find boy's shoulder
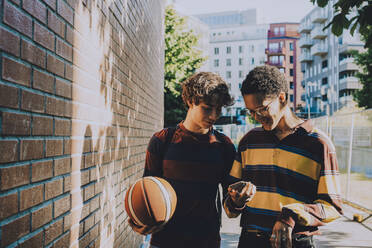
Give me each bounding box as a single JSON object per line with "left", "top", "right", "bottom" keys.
{"left": 213, "top": 129, "right": 234, "bottom": 146}
{"left": 238, "top": 127, "right": 265, "bottom": 148}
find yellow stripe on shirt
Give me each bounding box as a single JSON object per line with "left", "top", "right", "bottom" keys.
{"left": 318, "top": 174, "right": 341, "bottom": 195}
{"left": 241, "top": 148, "right": 321, "bottom": 180}
{"left": 246, "top": 191, "right": 303, "bottom": 212}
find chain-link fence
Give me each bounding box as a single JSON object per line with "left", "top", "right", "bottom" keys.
{"left": 312, "top": 109, "right": 372, "bottom": 211}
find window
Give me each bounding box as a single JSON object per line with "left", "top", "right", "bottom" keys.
{"left": 239, "top": 83, "right": 242, "bottom": 89}
{"left": 251, "top": 45, "right": 255, "bottom": 52}
{"left": 280, "top": 68, "right": 285, "bottom": 74}
{"left": 322, "top": 60, "right": 328, "bottom": 69}
{"left": 226, "top": 46, "right": 231, "bottom": 54}
{"left": 226, "top": 59, "right": 231, "bottom": 66}
{"left": 226, "top": 71, "right": 231, "bottom": 78}
{"left": 289, "top": 42, "right": 293, "bottom": 51}
{"left": 239, "top": 46, "right": 243, "bottom": 53}
{"left": 239, "top": 71, "right": 243, "bottom": 78}
{"left": 239, "top": 58, "right": 243, "bottom": 65}
{"left": 274, "top": 27, "right": 279, "bottom": 35}
{"left": 280, "top": 27, "right": 285, "bottom": 35}
{"left": 214, "top": 47, "right": 219, "bottom": 55}
{"left": 290, "top": 82, "right": 294, "bottom": 89}
{"left": 251, "top": 58, "right": 255, "bottom": 65}
{"left": 214, "top": 59, "right": 219, "bottom": 67}
{"left": 290, "top": 69, "right": 294, "bottom": 76}
{"left": 322, "top": 77, "right": 328, "bottom": 85}
{"left": 290, "top": 94, "right": 294, "bottom": 102}
{"left": 290, "top": 56, "right": 294, "bottom": 64}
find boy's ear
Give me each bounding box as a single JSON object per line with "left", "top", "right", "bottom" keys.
{"left": 186, "top": 100, "right": 193, "bottom": 108}
{"left": 278, "top": 92, "right": 287, "bottom": 104}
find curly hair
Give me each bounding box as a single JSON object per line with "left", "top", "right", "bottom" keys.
{"left": 240, "top": 65, "right": 288, "bottom": 99}
{"left": 181, "top": 72, "right": 234, "bottom": 107}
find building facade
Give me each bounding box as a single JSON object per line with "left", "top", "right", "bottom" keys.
{"left": 266, "top": 23, "right": 304, "bottom": 111}
{"left": 299, "top": 3, "right": 364, "bottom": 116}
{"left": 196, "top": 10, "right": 269, "bottom": 121}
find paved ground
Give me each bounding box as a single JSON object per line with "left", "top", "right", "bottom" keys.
{"left": 221, "top": 204, "right": 372, "bottom": 248}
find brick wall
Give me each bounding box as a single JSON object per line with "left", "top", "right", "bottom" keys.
{"left": 0, "top": 0, "right": 165, "bottom": 247}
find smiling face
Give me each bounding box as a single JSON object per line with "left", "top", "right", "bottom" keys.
{"left": 243, "top": 93, "right": 286, "bottom": 131}
{"left": 187, "top": 101, "right": 222, "bottom": 130}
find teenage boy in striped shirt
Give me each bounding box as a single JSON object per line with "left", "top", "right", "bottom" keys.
{"left": 225, "top": 65, "right": 343, "bottom": 248}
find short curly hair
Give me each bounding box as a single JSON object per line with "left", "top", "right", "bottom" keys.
{"left": 241, "top": 65, "right": 288, "bottom": 99}
{"left": 181, "top": 72, "right": 234, "bottom": 107}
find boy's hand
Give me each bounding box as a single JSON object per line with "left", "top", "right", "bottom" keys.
{"left": 270, "top": 221, "right": 293, "bottom": 248}
{"left": 128, "top": 218, "right": 164, "bottom": 235}
{"left": 228, "top": 181, "right": 256, "bottom": 208}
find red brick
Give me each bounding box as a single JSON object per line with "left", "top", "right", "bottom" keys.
{"left": 32, "top": 115, "right": 53, "bottom": 135}
{"left": 47, "top": 54, "right": 65, "bottom": 77}
{"left": 42, "top": 0, "right": 56, "bottom": 10}
{"left": 20, "top": 184, "right": 43, "bottom": 210}
{"left": 33, "top": 69, "right": 55, "bottom": 94}
{"left": 31, "top": 204, "right": 52, "bottom": 230}
{"left": 48, "top": 10, "right": 65, "bottom": 38}
{"left": 46, "top": 96, "right": 65, "bottom": 116}
{"left": 21, "top": 39, "right": 46, "bottom": 68}
{"left": 65, "top": 62, "right": 73, "bottom": 81}
{"left": 1, "top": 214, "right": 30, "bottom": 247}
{"left": 45, "top": 178, "right": 63, "bottom": 200}
{"left": 56, "top": 38, "right": 72, "bottom": 62}
{"left": 64, "top": 100, "right": 72, "bottom": 117}
{"left": 54, "top": 157, "right": 71, "bottom": 175}
{"left": 52, "top": 232, "right": 70, "bottom": 248}
{"left": 21, "top": 90, "right": 45, "bottom": 113}
{"left": 9, "top": 0, "right": 20, "bottom": 5}
{"left": 0, "top": 140, "right": 19, "bottom": 163}
{"left": 65, "top": 24, "right": 73, "bottom": 44}
{"left": 31, "top": 160, "right": 53, "bottom": 182}
{"left": 64, "top": 175, "right": 71, "bottom": 192}
{"left": 3, "top": 1, "right": 32, "bottom": 38}
{"left": 18, "top": 231, "right": 43, "bottom": 248}
{"left": 44, "top": 219, "right": 63, "bottom": 245}
{"left": 46, "top": 139, "right": 63, "bottom": 157}
{"left": 20, "top": 139, "right": 43, "bottom": 160}
{"left": 0, "top": 193, "right": 18, "bottom": 221}
{"left": 81, "top": 170, "right": 89, "bottom": 186}
{"left": 0, "top": 27, "right": 20, "bottom": 56}
{"left": 2, "top": 111, "right": 31, "bottom": 136}
{"left": 2, "top": 57, "right": 31, "bottom": 86}
{"left": 63, "top": 213, "right": 71, "bottom": 231}
{"left": 55, "top": 78, "right": 72, "bottom": 98}
{"left": 34, "top": 22, "right": 55, "bottom": 51}
{"left": 64, "top": 138, "right": 71, "bottom": 155}
{"left": 57, "top": 0, "right": 73, "bottom": 25}
{"left": 23, "top": 0, "right": 47, "bottom": 23}
{"left": 55, "top": 118, "right": 71, "bottom": 136}
{"left": 54, "top": 194, "right": 70, "bottom": 217}
{"left": 0, "top": 164, "right": 29, "bottom": 190}
{"left": 0, "top": 83, "right": 19, "bottom": 109}
{"left": 83, "top": 183, "right": 95, "bottom": 201}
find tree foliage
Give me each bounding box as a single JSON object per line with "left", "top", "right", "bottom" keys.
{"left": 311, "top": 0, "right": 372, "bottom": 108}
{"left": 164, "top": 5, "right": 206, "bottom": 127}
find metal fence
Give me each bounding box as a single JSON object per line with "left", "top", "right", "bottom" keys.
{"left": 312, "top": 109, "right": 372, "bottom": 211}
{"left": 218, "top": 109, "right": 372, "bottom": 211}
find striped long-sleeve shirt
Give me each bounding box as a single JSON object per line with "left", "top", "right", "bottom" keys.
{"left": 224, "top": 120, "right": 343, "bottom": 234}
{"left": 145, "top": 122, "right": 236, "bottom": 248}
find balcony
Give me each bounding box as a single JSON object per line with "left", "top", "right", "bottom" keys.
{"left": 300, "top": 52, "right": 313, "bottom": 63}
{"left": 339, "top": 77, "right": 362, "bottom": 91}
{"left": 339, "top": 58, "right": 359, "bottom": 71}
{"left": 301, "top": 93, "right": 306, "bottom": 102}
{"left": 265, "top": 60, "right": 286, "bottom": 68}
{"left": 312, "top": 8, "right": 328, "bottom": 23}
{"left": 311, "top": 26, "right": 327, "bottom": 39}
{"left": 321, "top": 85, "right": 328, "bottom": 95}
{"left": 299, "top": 37, "right": 313, "bottom": 48}
{"left": 311, "top": 43, "right": 328, "bottom": 56}
{"left": 299, "top": 22, "right": 312, "bottom": 33}
{"left": 265, "top": 47, "right": 286, "bottom": 55}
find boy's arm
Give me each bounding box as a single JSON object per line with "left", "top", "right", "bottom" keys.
{"left": 278, "top": 141, "right": 343, "bottom": 230}
{"left": 143, "top": 132, "right": 166, "bottom": 177}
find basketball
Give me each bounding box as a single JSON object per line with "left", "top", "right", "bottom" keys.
{"left": 125, "top": 176, "right": 177, "bottom": 227}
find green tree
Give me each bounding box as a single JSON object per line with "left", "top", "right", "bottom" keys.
{"left": 164, "top": 5, "right": 206, "bottom": 127}
{"left": 311, "top": 0, "right": 372, "bottom": 108}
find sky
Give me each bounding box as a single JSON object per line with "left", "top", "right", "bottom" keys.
{"left": 172, "top": 0, "right": 316, "bottom": 24}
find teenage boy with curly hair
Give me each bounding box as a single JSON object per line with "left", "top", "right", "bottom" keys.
{"left": 129, "top": 72, "right": 256, "bottom": 248}
{"left": 224, "top": 65, "right": 343, "bottom": 248}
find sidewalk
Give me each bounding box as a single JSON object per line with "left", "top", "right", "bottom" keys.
{"left": 220, "top": 204, "right": 372, "bottom": 248}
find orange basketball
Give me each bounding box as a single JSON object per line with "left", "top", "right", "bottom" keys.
{"left": 125, "top": 176, "right": 177, "bottom": 226}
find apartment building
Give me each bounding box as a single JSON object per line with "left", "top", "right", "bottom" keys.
{"left": 265, "top": 23, "right": 304, "bottom": 111}
{"left": 299, "top": 3, "right": 364, "bottom": 116}
{"left": 196, "top": 10, "right": 269, "bottom": 119}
